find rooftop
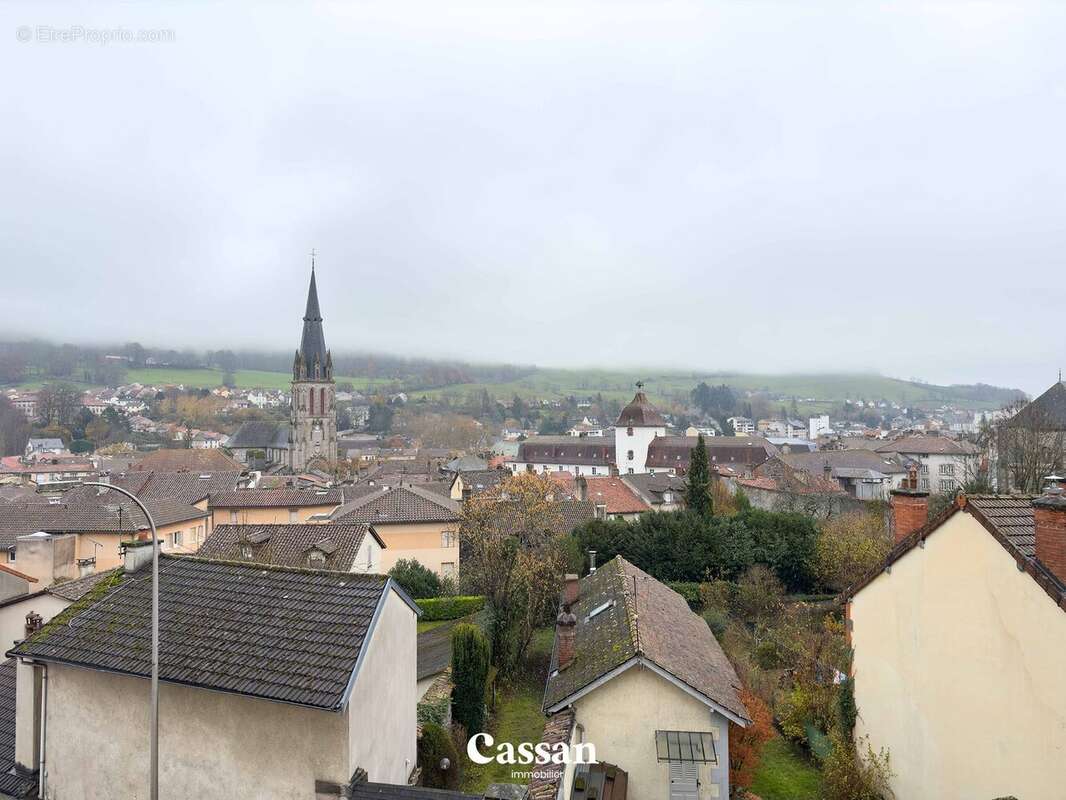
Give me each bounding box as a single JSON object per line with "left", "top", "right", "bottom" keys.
{"left": 10, "top": 555, "right": 411, "bottom": 711}
{"left": 332, "top": 485, "right": 461, "bottom": 525}
{"left": 207, "top": 487, "right": 343, "bottom": 509}
{"left": 198, "top": 523, "right": 383, "bottom": 571}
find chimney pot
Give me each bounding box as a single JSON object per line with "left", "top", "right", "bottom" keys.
{"left": 1034, "top": 488, "right": 1066, "bottom": 585}
{"left": 564, "top": 573, "right": 579, "bottom": 606}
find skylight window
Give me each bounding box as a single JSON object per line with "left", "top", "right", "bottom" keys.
{"left": 586, "top": 599, "right": 615, "bottom": 621}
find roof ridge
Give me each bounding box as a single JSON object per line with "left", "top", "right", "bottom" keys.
{"left": 615, "top": 557, "right": 642, "bottom": 655}
{"left": 162, "top": 552, "right": 387, "bottom": 580}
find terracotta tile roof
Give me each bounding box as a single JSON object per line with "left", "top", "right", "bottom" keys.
{"left": 207, "top": 488, "right": 342, "bottom": 509}
{"left": 526, "top": 707, "right": 575, "bottom": 800}
{"left": 198, "top": 523, "right": 382, "bottom": 571}
{"left": 580, "top": 477, "right": 650, "bottom": 514}
{"left": 543, "top": 557, "right": 748, "bottom": 723}
{"left": 332, "top": 486, "right": 460, "bottom": 525}
{"left": 130, "top": 448, "right": 243, "bottom": 472}
{"left": 10, "top": 555, "right": 406, "bottom": 710}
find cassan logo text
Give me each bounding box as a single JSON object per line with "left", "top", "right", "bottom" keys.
{"left": 466, "top": 733, "right": 597, "bottom": 766}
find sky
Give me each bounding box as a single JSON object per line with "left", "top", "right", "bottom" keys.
{"left": 2, "top": 1, "right": 1065, "bottom": 395}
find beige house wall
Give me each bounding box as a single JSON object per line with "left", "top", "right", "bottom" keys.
{"left": 40, "top": 663, "right": 350, "bottom": 800}
{"left": 375, "top": 522, "right": 459, "bottom": 576}
{"left": 0, "top": 592, "right": 68, "bottom": 653}
{"left": 210, "top": 503, "right": 337, "bottom": 529}
{"left": 345, "top": 589, "right": 418, "bottom": 783}
{"left": 563, "top": 664, "right": 730, "bottom": 800}
{"left": 851, "top": 511, "right": 1066, "bottom": 800}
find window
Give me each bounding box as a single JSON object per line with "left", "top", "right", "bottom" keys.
{"left": 627, "top": 427, "right": 634, "bottom": 436}
{"left": 230, "top": 511, "right": 239, "bottom": 524}
{"left": 627, "top": 468, "right": 634, "bottom": 474}
{"left": 240, "top": 544, "right": 253, "bottom": 560}
{"left": 940, "top": 478, "right": 957, "bottom": 492}
{"left": 655, "top": 730, "right": 718, "bottom": 765}
{"left": 591, "top": 467, "right": 597, "bottom": 475}
{"left": 939, "top": 463, "right": 955, "bottom": 476}
{"left": 6, "top": 547, "right": 15, "bottom": 563}
{"left": 442, "top": 530, "right": 456, "bottom": 548}
{"left": 441, "top": 561, "right": 456, "bottom": 578}
{"left": 919, "top": 477, "right": 930, "bottom": 491}
{"left": 172, "top": 531, "right": 183, "bottom": 548}
{"left": 587, "top": 599, "right": 614, "bottom": 619}
{"left": 627, "top": 450, "right": 634, "bottom": 460}
{"left": 288, "top": 508, "right": 298, "bottom": 523}
{"left": 308, "top": 550, "right": 326, "bottom": 568}
{"left": 919, "top": 464, "right": 929, "bottom": 475}
{"left": 663, "top": 492, "right": 673, "bottom": 503}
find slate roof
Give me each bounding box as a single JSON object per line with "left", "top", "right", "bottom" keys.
{"left": 514, "top": 438, "right": 616, "bottom": 467}
{"left": 208, "top": 488, "right": 342, "bottom": 508}
{"left": 227, "top": 421, "right": 289, "bottom": 450}
{"left": 543, "top": 556, "right": 748, "bottom": 723}
{"left": 621, "top": 473, "right": 687, "bottom": 506}
{"left": 10, "top": 556, "right": 407, "bottom": 710}
{"left": 616, "top": 390, "right": 667, "bottom": 428}
{"left": 1006, "top": 381, "right": 1066, "bottom": 430}
{"left": 332, "top": 486, "right": 460, "bottom": 525}
{"left": 0, "top": 659, "right": 36, "bottom": 798}
{"left": 130, "top": 449, "right": 243, "bottom": 472}
{"left": 645, "top": 436, "right": 778, "bottom": 470}
{"left": 297, "top": 268, "right": 329, "bottom": 377}
{"left": 198, "top": 524, "right": 383, "bottom": 571}
{"left": 452, "top": 469, "right": 511, "bottom": 497}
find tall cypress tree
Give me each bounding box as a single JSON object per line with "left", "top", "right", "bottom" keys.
{"left": 686, "top": 433, "right": 713, "bottom": 517}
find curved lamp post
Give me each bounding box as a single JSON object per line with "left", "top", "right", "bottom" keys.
{"left": 79, "top": 481, "right": 158, "bottom": 800}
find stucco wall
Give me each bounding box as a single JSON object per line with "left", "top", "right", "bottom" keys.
{"left": 375, "top": 522, "right": 459, "bottom": 576}
{"left": 0, "top": 592, "right": 68, "bottom": 653}
{"left": 566, "top": 664, "right": 730, "bottom": 799}
{"left": 345, "top": 589, "right": 418, "bottom": 783}
{"left": 851, "top": 511, "right": 1066, "bottom": 800}
{"left": 42, "top": 663, "right": 349, "bottom": 799}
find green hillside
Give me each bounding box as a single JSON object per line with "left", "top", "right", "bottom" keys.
{"left": 14, "top": 365, "right": 1015, "bottom": 411}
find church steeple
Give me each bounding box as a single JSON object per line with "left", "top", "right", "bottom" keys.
{"left": 294, "top": 259, "right": 331, "bottom": 381}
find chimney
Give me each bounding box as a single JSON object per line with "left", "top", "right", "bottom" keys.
{"left": 122, "top": 539, "right": 159, "bottom": 573}
{"left": 564, "top": 573, "right": 579, "bottom": 606}
{"left": 588, "top": 550, "right": 597, "bottom": 573}
{"left": 555, "top": 605, "right": 578, "bottom": 670}
{"left": 576, "top": 476, "right": 587, "bottom": 502}
{"left": 890, "top": 466, "right": 929, "bottom": 544}
{"left": 1034, "top": 486, "right": 1066, "bottom": 585}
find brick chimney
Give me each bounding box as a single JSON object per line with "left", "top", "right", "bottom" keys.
{"left": 575, "top": 476, "right": 588, "bottom": 502}
{"left": 890, "top": 466, "right": 929, "bottom": 544}
{"left": 1034, "top": 486, "right": 1066, "bottom": 585}
{"left": 555, "top": 605, "right": 578, "bottom": 670}
{"left": 564, "top": 573, "right": 579, "bottom": 606}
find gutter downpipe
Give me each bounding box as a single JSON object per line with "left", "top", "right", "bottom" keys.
{"left": 37, "top": 663, "right": 47, "bottom": 800}
{"left": 76, "top": 481, "right": 159, "bottom": 800}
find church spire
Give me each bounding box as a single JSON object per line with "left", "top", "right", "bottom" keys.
{"left": 294, "top": 255, "right": 330, "bottom": 380}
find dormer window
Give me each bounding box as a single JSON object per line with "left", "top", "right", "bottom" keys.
{"left": 239, "top": 544, "right": 253, "bottom": 560}
{"left": 308, "top": 550, "right": 326, "bottom": 568}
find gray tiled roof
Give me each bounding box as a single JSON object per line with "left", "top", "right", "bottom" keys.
{"left": 130, "top": 449, "right": 243, "bottom": 472}
{"left": 207, "top": 488, "right": 342, "bottom": 508}
{"left": 10, "top": 556, "right": 403, "bottom": 710}
{"left": 227, "top": 421, "right": 289, "bottom": 450}
{"left": 1006, "top": 381, "right": 1066, "bottom": 430}
{"left": 543, "top": 557, "right": 748, "bottom": 723}
{"left": 782, "top": 449, "right": 907, "bottom": 477}
{"left": 874, "top": 435, "right": 979, "bottom": 456}
{"left": 99, "top": 470, "right": 246, "bottom": 505}
{"left": 333, "top": 486, "right": 460, "bottom": 525}
{"left": 0, "top": 659, "right": 36, "bottom": 798}
{"left": 616, "top": 391, "right": 667, "bottom": 428}
{"left": 198, "top": 524, "right": 382, "bottom": 571}
{"left": 47, "top": 568, "right": 123, "bottom": 602}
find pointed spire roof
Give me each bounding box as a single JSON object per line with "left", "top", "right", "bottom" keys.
{"left": 616, "top": 384, "right": 667, "bottom": 428}
{"left": 296, "top": 264, "right": 329, "bottom": 379}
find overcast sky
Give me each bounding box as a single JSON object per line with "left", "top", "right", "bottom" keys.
{"left": 2, "top": 2, "right": 1065, "bottom": 394}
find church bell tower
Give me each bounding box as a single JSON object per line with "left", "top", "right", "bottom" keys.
{"left": 289, "top": 257, "right": 337, "bottom": 471}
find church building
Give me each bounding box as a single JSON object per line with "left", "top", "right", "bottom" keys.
{"left": 227, "top": 265, "right": 338, "bottom": 473}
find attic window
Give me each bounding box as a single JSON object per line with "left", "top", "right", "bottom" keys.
{"left": 586, "top": 599, "right": 615, "bottom": 621}
{"left": 308, "top": 550, "right": 327, "bottom": 568}
{"left": 239, "top": 544, "right": 253, "bottom": 560}
{"left": 198, "top": 474, "right": 212, "bottom": 480}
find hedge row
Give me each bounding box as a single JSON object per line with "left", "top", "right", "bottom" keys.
{"left": 415, "top": 595, "right": 486, "bottom": 621}
{"left": 665, "top": 582, "right": 703, "bottom": 610}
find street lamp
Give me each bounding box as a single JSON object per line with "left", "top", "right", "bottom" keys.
{"left": 79, "top": 481, "right": 159, "bottom": 800}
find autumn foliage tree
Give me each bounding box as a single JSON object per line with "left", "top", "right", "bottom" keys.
{"left": 729, "top": 688, "right": 774, "bottom": 791}
{"left": 815, "top": 512, "right": 892, "bottom": 593}
{"left": 459, "top": 472, "right": 571, "bottom": 674}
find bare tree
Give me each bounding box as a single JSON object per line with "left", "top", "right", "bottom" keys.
{"left": 994, "top": 397, "right": 1065, "bottom": 493}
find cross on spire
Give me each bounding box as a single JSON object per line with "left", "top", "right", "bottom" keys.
{"left": 309, "top": 248, "right": 317, "bottom": 272}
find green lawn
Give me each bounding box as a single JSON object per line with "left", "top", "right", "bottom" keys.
{"left": 460, "top": 627, "right": 554, "bottom": 794}
{"left": 750, "top": 736, "right": 824, "bottom": 800}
